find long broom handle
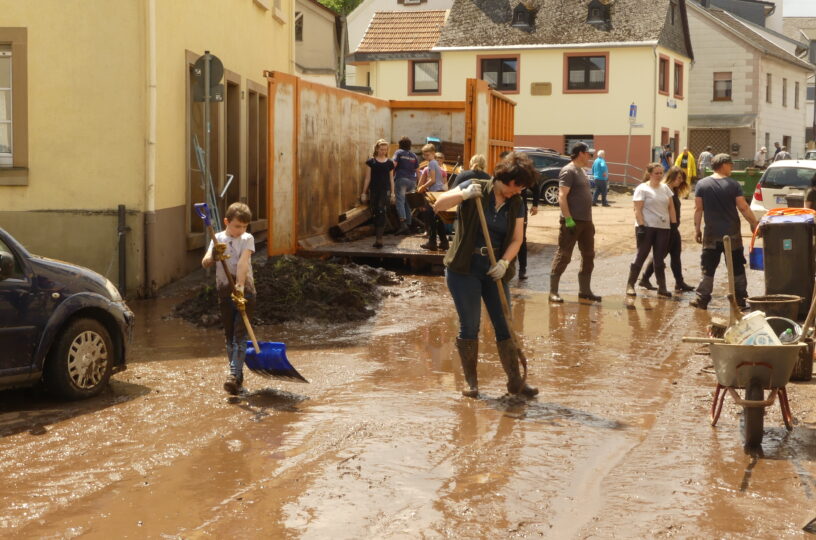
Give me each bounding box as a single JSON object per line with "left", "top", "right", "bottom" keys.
{"left": 723, "top": 235, "right": 739, "bottom": 326}
{"left": 196, "top": 203, "right": 261, "bottom": 352}
{"left": 474, "top": 198, "right": 528, "bottom": 381}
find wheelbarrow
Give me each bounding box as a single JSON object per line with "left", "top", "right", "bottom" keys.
{"left": 709, "top": 343, "right": 807, "bottom": 448}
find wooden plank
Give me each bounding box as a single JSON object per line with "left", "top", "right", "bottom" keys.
{"left": 329, "top": 206, "right": 372, "bottom": 238}
{"left": 338, "top": 204, "right": 369, "bottom": 223}
{"left": 390, "top": 100, "right": 466, "bottom": 110}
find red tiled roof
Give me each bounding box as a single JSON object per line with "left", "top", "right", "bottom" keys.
{"left": 356, "top": 10, "right": 448, "bottom": 53}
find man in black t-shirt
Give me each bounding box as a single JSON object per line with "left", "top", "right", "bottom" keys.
{"left": 691, "top": 154, "right": 759, "bottom": 310}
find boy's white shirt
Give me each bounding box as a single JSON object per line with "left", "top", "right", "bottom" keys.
{"left": 209, "top": 230, "right": 255, "bottom": 292}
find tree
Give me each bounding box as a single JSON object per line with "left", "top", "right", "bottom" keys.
{"left": 318, "top": 0, "right": 362, "bottom": 15}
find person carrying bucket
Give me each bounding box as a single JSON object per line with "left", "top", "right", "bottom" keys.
{"left": 201, "top": 202, "right": 256, "bottom": 395}
{"left": 432, "top": 152, "right": 538, "bottom": 398}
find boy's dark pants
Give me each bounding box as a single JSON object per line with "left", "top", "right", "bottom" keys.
{"left": 218, "top": 287, "right": 256, "bottom": 381}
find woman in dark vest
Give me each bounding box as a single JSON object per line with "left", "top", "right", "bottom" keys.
{"left": 432, "top": 152, "right": 538, "bottom": 398}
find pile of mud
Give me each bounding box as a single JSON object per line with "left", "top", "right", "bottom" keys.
{"left": 173, "top": 255, "right": 402, "bottom": 327}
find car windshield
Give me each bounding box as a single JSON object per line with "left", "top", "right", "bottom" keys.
{"left": 761, "top": 167, "right": 815, "bottom": 189}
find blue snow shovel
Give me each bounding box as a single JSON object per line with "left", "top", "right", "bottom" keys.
{"left": 195, "top": 203, "right": 308, "bottom": 383}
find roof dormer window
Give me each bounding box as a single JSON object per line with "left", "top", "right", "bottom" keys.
{"left": 587, "top": 0, "right": 611, "bottom": 31}
{"left": 511, "top": 3, "right": 534, "bottom": 31}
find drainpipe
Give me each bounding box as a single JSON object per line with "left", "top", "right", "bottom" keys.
{"left": 144, "top": 0, "right": 157, "bottom": 297}
{"left": 652, "top": 45, "right": 659, "bottom": 169}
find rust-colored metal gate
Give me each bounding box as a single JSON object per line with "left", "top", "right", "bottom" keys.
{"left": 465, "top": 78, "right": 516, "bottom": 171}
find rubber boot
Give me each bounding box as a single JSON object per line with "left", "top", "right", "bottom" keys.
{"left": 456, "top": 338, "right": 479, "bottom": 398}
{"left": 373, "top": 226, "right": 384, "bottom": 248}
{"left": 638, "top": 277, "right": 657, "bottom": 290}
{"left": 497, "top": 338, "right": 538, "bottom": 397}
{"left": 549, "top": 274, "right": 563, "bottom": 303}
{"left": 438, "top": 221, "right": 450, "bottom": 250}
{"left": 578, "top": 274, "right": 601, "bottom": 302}
{"left": 655, "top": 269, "right": 672, "bottom": 298}
{"left": 734, "top": 274, "right": 749, "bottom": 311}
{"left": 626, "top": 264, "right": 639, "bottom": 297}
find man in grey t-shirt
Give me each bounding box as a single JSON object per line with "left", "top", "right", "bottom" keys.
{"left": 549, "top": 142, "right": 600, "bottom": 303}
{"left": 691, "top": 153, "right": 758, "bottom": 310}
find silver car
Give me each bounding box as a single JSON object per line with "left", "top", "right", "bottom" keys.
{"left": 749, "top": 160, "right": 816, "bottom": 220}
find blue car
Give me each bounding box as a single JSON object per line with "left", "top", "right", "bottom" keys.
{"left": 0, "top": 227, "right": 133, "bottom": 399}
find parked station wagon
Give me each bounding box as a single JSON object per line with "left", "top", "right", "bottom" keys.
{"left": 0, "top": 228, "right": 133, "bottom": 399}
{"left": 750, "top": 160, "right": 816, "bottom": 220}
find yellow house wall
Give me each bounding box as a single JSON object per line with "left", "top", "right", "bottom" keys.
{"left": 155, "top": 0, "right": 293, "bottom": 212}
{"left": 367, "top": 45, "right": 689, "bottom": 152}
{"left": 0, "top": 0, "right": 145, "bottom": 211}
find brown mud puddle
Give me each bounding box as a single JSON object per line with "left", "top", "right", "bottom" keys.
{"left": 2, "top": 248, "right": 816, "bottom": 538}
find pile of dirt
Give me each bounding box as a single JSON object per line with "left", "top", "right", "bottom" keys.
{"left": 172, "top": 255, "right": 402, "bottom": 327}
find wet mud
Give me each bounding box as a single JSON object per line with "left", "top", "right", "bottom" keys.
{"left": 172, "top": 255, "right": 403, "bottom": 327}
{"left": 3, "top": 196, "right": 816, "bottom": 538}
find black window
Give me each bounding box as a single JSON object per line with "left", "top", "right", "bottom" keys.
{"left": 567, "top": 56, "right": 606, "bottom": 91}
{"left": 295, "top": 12, "right": 303, "bottom": 42}
{"left": 480, "top": 58, "right": 517, "bottom": 91}
{"left": 412, "top": 61, "right": 439, "bottom": 93}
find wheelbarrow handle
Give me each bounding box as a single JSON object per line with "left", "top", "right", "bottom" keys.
{"left": 194, "top": 202, "right": 212, "bottom": 227}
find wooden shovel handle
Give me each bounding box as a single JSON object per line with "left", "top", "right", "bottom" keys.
{"left": 723, "top": 235, "right": 739, "bottom": 326}
{"left": 474, "top": 198, "right": 528, "bottom": 381}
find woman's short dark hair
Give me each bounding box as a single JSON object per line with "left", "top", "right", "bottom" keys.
{"left": 493, "top": 151, "right": 536, "bottom": 188}
{"left": 399, "top": 136, "right": 412, "bottom": 151}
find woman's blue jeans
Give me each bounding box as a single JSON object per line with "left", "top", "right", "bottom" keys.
{"left": 446, "top": 254, "right": 511, "bottom": 341}
{"left": 395, "top": 177, "right": 415, "bottom": 223}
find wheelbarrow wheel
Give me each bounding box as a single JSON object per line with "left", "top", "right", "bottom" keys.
{"left": 743, "top": 379, "right": 765, "bottom": 449}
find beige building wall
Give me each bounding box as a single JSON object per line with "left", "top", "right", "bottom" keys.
{"left": 0, "top": 0, "right": 294, "bottom": 295}
{"left": 295, "top": 0, "right": 337, "bottom": 85}
{"left": 359, "top": 45, "right": 689, "bottom": 173}
{"left": 757, "top": 55, "right": 810, "bottom": 157}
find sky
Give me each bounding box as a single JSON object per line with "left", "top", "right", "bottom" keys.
{"left": 784, "top": 0, "right": 816, "bottom": 17}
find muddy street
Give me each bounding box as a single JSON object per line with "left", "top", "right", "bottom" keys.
{"left": 3, "top": 196, "right": 816, "bottom": 538}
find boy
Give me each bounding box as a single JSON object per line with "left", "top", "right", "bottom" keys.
{"left": 201, "top": 202, "right": 256, "bottom": 394}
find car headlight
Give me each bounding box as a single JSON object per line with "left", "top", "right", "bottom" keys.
{"left": 105, "top": 279, "right": 123, "bottom": 302}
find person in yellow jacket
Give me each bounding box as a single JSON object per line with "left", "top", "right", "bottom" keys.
{"left": 674, "top": 147, "right": 696, "bottom": 190}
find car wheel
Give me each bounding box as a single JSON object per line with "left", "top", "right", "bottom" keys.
{"left": 45, "top": 318, "right": 114, "bottom": 400}
{"left": 542, "top": 182, "right": 560, "bottom": 206}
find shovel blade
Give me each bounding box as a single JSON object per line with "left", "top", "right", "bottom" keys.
{"left": 245, "top": 341, "right": 309, "bottom": 383}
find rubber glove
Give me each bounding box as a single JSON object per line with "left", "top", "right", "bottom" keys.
{"left": 487, "top": 259, "right": 509, "bottom": 280}
{"left": 460, "top": 183, "right": 482, "bottom": 200}
{"left": 564, "top": 216, "right": 576, "bottom": 229}
{"left": 231, "top": 284, "right": 246, "bottom": 309}
{"left": 212, "top": 242, "right": 230, "bottom": 261}
{"left": 360, "top": 192, "right": 369, "bottom": 203}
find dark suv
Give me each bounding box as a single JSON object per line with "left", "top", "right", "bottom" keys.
{"left": 0, "top": 227, "right": 133, "bottom": 399}
{"left": 515, "top": 149, "right": 571, "bottom": 206}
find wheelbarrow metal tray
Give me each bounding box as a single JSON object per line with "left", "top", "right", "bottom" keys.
{"left": 710, "top": 343, "right": 806, "bottom": 389}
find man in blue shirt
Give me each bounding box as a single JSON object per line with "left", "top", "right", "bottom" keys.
{"left": 591, "top": 150, "right": 610, "bottom": 207}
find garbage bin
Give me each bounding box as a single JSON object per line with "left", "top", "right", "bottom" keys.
{"left": 760, "top": 214, "right": 816, "bottom": 320}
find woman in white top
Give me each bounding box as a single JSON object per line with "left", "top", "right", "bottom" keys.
{"left": 625, "top": 162, "right": 677, "bottom": 298}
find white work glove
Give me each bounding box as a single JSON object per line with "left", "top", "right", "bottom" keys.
{"left": 361, "top": 192, "right": 369, "bottom": 203}
{"left": 460, "top": 183, "right": 482, "bottom": 200}
{"left": 487, "top": 259, "right": 509, "bottom": 280}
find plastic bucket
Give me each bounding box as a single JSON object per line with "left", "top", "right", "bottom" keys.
{"left": 749, "top": 247, "right": 764, "bottom": 270}
{"left": 746, "top": 294, "right": 802, "bottom": 320}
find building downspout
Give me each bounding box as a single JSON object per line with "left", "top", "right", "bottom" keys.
{"left": 144, "top": 0, "right": 157, "bottom": 297}
{"left": 652, "top": 44, "right": 659, "bottom": 166}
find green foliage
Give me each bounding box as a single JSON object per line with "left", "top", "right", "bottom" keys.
{"left": 317, "top": 0, "right": 363, "bottom": 15}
